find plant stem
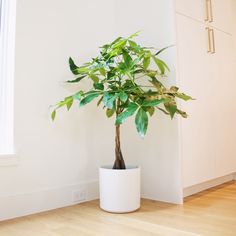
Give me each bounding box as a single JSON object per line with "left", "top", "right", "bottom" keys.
{"left": 113, "top": 98, "right": 126, "bottom": 169}
{"left": 113, "top": 125, "right": 126, "bottom": 169}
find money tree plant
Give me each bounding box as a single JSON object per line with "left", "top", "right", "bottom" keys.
{"left": 51, "top": 33, "right": 192, "bottom": 169}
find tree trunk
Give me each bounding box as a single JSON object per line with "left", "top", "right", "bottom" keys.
{"left": 113, "top": 125, "right": 126, "bottom": 169}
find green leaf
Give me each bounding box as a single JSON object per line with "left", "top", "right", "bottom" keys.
{"left": 107, "top": 71, "right": 115, "bottom": 80}
{"left": 65, "top": 96, "right": 73, "bottom": 110}
{"left": 119, "top": 91, "right": 128, "bottom": 103}
{"left": 73, "top": 91, "right": 83, "bottom": 101}
{"left": 108, "top": 84, "right": 117, "bottom": 90}
{"left": 143, "top": 55, "right": 150, "bottom": 69}
{"left": 152, "top": 56, "right": 170, "bottom": 74}
{"left": 128, "top": 40, "right": 138, "bottom": 48}
{"left": 67, "top": 75, "right": 86, "bottom": 83}
{"left": 128, "top": 31, "right": 141, "bottom": 39}
{"left": 147, "top": 106, "right": 155, "bottom": 116}
{"left": 164, "top": 102, "right": 177, "bottom": 119}
{"left": 93, "top": 83, "right": 104, "bottom": 90}
{"left": 51, "top": 110, "right": 56, "bottom": 121}
{"left": 80, "top": 93, "right": 100, "bottom": 107}
{"left": 115, "top": 103, "right": 138, "bottom": 125}
{"left": 122, "top": 50, "right": 132, "bottom": 68}
{"left": 152, "top": 56, "right": 165, "bottom": 74}
{"left": 135, "top": 108, "right": 148, "bottom": 137}
{"left": 157, "top": 107, "right": 170, "bottom": 115}
{"left": 106, "top": 108, "right": 115, "bottom": 118}
{"left": 99, "top": 68, "right": 106, "bottom": 76}
{"left": 155, "top": 45, "right": 173, "bottom": 56}
{"left": 89, "top": 74, "right": 99, "bottom": 83}
{"left": 55, "top": 96, "right": 73, "bottom": 110}
{"left": 132, "top": 56, "right": 143, "bottom": 67}
{"left": 176, "top": 109, "right": 188, "bottom": 118}
{"left": 103, "top": 92, "right": 118, "bottom": 109}
{"left": 112, "top": 39, "right": 127, "bottom": 49}
{"left": 110, "top": 37, "right": 122, "bottom": 46}
{"left": 69, "top": 58, "right": 89, "bottom": 75}
{"left": 69, "top": 57, "right": 79, "bottom": 75}
{"left": 170, "top": 86, "right": 179, "bottom": 92}
{"left": 56, "top": 100, "right": 67, "bottom": 109}
{"left": 149, "top": 77, "right": 164, "bottom": 89}
{"left": 77, "top": 67, "right": 89, "bottom": 74}
{"left": 147, "top": 71, "right": 157, "bottom": 79}
{"left": 142, "top": 99, "right": 165, "bottom": 107}
{"left": 128, "top": 40, "right": 142, "bottom": 54}
{"left": 97, "top": 96, "right": 103, "bottom": 107}
{"left": 176, "top": 93, "right": 193, "bottom": 101}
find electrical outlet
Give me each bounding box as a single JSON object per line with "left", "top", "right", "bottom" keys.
{"left": 73, "top": 189, "right": 86, "bottom": 203}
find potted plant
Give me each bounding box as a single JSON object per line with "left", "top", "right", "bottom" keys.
{"left": 51, "top": 32, "right": 192, "bottom": 213}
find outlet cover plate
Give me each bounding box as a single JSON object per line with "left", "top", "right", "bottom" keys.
{"left": 73, "top": 189, "right": 86, "bottom": 203}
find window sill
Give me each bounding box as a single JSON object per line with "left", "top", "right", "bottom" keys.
{"left": 0, "top": 154, "right": 19, "bottom": 166}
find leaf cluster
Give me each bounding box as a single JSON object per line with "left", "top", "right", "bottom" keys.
{"left": 52, "top": 32, "right": 193, "bottom": 137}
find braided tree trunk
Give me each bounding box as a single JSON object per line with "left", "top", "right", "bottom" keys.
{"left": 112, "top": 125, "right": 126, "bottom": 169}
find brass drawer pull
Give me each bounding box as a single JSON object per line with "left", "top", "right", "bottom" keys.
{"left": 209, "top": 0, "right": 213, "bottom": 22}
{"left": 210, "top": 28, "right": 215, "bottom": 53}
{"left": 206, "top": 27, "right": 211, "bottom": 53}
{"left": 205, "top": 0, "right": 210, "bottom": 22}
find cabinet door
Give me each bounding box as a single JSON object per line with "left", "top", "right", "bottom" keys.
{"left": 175, "top": 0, "right": 206, "bottom": 22}
{"left": 210, "top": 29, "right": 236, "bottom": 177}
{"left": 176, "top": 14, "right": 215, "bottom": 187}
{"left": 211, "top": 0, "right": 233, "bottom": 33}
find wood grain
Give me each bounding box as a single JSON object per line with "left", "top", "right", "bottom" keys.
{"left": 1, "top": 181, "right": 236, "bottom": 236}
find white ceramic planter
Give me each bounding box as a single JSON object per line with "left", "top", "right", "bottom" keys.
{"left": 99, "top": 166, "right": 140, "bottom": 213}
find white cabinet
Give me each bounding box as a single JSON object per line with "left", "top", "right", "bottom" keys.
{"left": 175, "top": 0, "right": 233, "bottom": 33}
{"left": 176, "top": 14, "right": 215, "bottom": 187}
{"left": 211, "top": 29, "right": 236, "bottom": 177}
{"left": 175, "top": 1, "right": 235, "bottom": 188}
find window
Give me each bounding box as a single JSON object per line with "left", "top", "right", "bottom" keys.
{"left": 0, "top": 0, "right": 16, "bottom": 155}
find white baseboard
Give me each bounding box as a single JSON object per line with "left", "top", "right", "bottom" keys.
{"left": 183, "top": 173, "right": 235, "bottom": 198}
{"left": 0, "top": 180, "right": 99, "bottom": 221}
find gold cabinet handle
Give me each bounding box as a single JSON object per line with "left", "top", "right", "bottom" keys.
{"left": 209, "top": 0, "right": 213, "bottom": 22}
{"left": 210, "top": 28, "right": 215, "bottom": 53}
{"left": 206, "top": 27, "right": 211, "bottom": 53}
{"left": 205, "top": 0, "right": 210, "bottom": 22}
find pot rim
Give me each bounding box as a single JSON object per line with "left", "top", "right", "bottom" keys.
{"left": 100, "top": 165, "right": 140, "bottom": 171}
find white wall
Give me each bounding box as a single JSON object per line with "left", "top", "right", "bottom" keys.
{"left": 0, "top": 0, "right": 182, "bottom": 220}
{"left": 0, "top": 0, "right": 116, "bottom": 220}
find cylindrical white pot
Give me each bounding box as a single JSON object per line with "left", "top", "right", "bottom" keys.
{"left": 99, "top": 166, "right": 140, "bottom": 213}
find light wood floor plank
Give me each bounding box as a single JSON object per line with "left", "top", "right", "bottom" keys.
{"left": 1, "top": 181, "right": 236, "bottom": 235}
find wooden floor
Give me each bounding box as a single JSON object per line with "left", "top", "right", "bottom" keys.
{"left": 1, "top": 181, "right": 236, "bottom": 236}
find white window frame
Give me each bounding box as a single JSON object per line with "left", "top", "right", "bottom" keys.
{"left": 0, "top": 0, "right": 16, "bottom": 156}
